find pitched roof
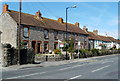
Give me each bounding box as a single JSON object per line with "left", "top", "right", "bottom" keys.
{"left": 116, "top": 40, "right": 120, "bottom": 44}
{"left": 88, "top": 32, "right": 101, "bottom": 40}
{"left": 7, "top": 10, "right": 88, "bottom": 35}
{"left": 88, "top": 31, "right": 115, "bottom": 42}
{"left": 98, "top": 35, "right": 111, "bottom": 42}
{"left": 107, "top": 36, "right": 116, "bottom": 42}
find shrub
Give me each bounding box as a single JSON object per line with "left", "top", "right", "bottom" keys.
{"left": 54, "top": 49, "right": 61, "bottom": 55}
{"left": 91, "top": 49, "right": 99, "bottom": 56}
{"left": 68, "top": 47, "right": 74, "bottom": 53}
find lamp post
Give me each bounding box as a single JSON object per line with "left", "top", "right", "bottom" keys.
{"left": 18, "top": 0, "right": 22, "bottom": 65}
{"left": 65, "top": 5, "right": 76, "bottom": 60}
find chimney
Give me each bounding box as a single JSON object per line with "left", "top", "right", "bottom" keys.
{"left": 93, "top": 30, "right": 98, "bottom": 35}
{"left": 35, "top": 10, "right": 42, "bottom": 19}
{"left": 75, "top": 22, "right": 79, "bottom": 27}
{"left": 2, "top": 4, "right": 9, "bottom": 13}
{"left": 83, "top": 26, "right": 88, "bottom": 32}
{"left": 58, "top": 18, "right": 63, "bottom": 23}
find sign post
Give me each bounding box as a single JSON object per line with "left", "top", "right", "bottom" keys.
{"left": 78, "top": 41, "right": 80, "bottom": 59}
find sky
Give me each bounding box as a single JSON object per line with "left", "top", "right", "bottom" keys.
{"left": 1, "top": 2, "right": 119, "bottom": 39}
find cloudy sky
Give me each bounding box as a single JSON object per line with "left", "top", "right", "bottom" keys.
{"left": 1, "top": 1, "right": 119, "bottom": 39}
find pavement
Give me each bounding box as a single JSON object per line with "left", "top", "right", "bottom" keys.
{"left": 1, "top": 54, "right": 119, "bottom": 72}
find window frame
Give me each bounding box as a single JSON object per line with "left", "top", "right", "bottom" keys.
{"left": 44, "top": 29, "right": 49, "bottom": 39}
{"left": 54, "top": 30, "right": 58, "bottom": 40}
{"left": 23, "top": 27, "right": 29, "bottom": 38}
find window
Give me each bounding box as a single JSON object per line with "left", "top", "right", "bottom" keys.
{"left": 54, "top": 42, "right": 58, "bottom": 49}
{"left": 63, "top": 32, "right": 66, "bottom": 39}
{"left": 44, "top": 42, "right": 49, "bottom": 52}
{"left": 76, "top": 34, "right": 78, "bottom": 40}
{"left": 54, "top": 31, "right": 58, "bottom": 40}
{"left": 67, "top": 33, "right": 71, "bottom": 40}
{"left": 44, "top": 30, "right": 49, "bottom": 39}
{"left": 23, "top": 27, "right": 29, "bottom": 37}
{"left": 23, "top": 41, "right": 28, "bottom": 48}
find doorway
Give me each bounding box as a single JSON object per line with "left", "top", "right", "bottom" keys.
{"left": 32, "top": 41, "right": 36, "bottom": 53}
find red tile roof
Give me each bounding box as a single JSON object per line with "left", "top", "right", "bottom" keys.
{"left": 88, "top": 32, "right": 101, "bottom": 40}
{"left": 107, "top": 36, "right": 117, "bottom": 42}
{"left": 88, "top": 31, "right": 115, "bottom": 42}
{"left": 7, "top": 10, "right": 88, "bottom": 35}
{"left": 116, "top": 40, "right": 120, "bottom": 43}
{"left": 98, "top": 35, "right": 111, "bottom": 42}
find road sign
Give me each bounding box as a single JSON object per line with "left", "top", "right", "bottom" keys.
{"left": 60, "top": 43, "right": 64, "bottom": 47}
{"left": 78, "top": 41, "right": 80, "bottom": 46}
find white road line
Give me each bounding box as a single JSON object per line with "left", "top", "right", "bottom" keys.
{"left": 6, "top": 72, "right": 46, "bottom": 79}
{"left": 72, "top": 65, "right": 81, "bottom": 68}
{"left": 69, "top": 75, "right": 82, "bottom": 79}
{"left": 101, "top": 61, "right": 114, "bottom": 64}
{"left": 59, "top": 65, "right": 82, "bottom": 71}
{"left": 59, "top": 67, "right": 71, "bottom": 70}
{"left": 92, "top": 65, "right": 110, "bottom": 72}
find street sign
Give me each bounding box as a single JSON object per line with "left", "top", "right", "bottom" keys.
{"left": 78, "top": 41, "right": 80, "bottom": 46}
{"left": 60, "top": 43, "right": 64, "bottom": 47}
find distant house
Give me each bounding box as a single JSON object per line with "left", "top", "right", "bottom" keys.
{"left": 83, "top": 27, "right": 103, "bottom": 49}
{"left": 83, "top": 26, "right": 119, "bottom": 49}
{"left": 116, "top": 40, "right": 120, "bottom": 49}
{"left": 0, "top": 4, "right": 89, "bottom": 54}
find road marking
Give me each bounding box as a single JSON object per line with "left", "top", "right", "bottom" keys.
{"left": 72, "top": 65, "right": 81, "bottom": 68}
{"left": 59, "top": 65, "right": 82, "bottom": 71}
{"left": 92, "top": 65, "right": 110, "bottom": 72}
{"left": 101, "top": 61, "right": 114, "bottom": 64}
{"left": 5, "top": 72, "right": 46, "bottom": 79}
{"left": 69, "top": 75, "right": 82, "bottom": 79}
{"left": 59, "top": 67, "right": 71, "bottom": 70}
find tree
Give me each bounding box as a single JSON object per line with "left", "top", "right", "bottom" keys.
{"left": 68, "top": 36, "right": 75, "bottom": 59}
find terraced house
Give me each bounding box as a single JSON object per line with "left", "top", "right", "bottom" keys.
{"left": 0, "top": 4, "right": 89, "bottom": 54}
{"left": 83, "top": 27, "right": 120, "bottom": 49}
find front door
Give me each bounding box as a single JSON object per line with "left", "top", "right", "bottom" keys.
{"left": 37, "top": 42, "right": 41, "bottom": 53}
{"left": 32, "top": 41, "right": 36, "bottom": 53}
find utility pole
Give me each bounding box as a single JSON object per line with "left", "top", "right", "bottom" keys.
{"left": 65, "top": 7, "right": 68, "bottom": 60}
{"left": 18, "top": 0, "right": 22, "bottom": 65}
{"left": 65, "top": 5, "right": 76, "bottom": 60}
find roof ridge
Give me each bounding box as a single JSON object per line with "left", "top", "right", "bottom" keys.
{"left": 9, "top": 10, "right": 81, "bottom": 29}
{"left": 9, "top": 10, "right": 35, "bottom": 17}
{"left": 7, "top": 9, "right": 88, "bottom": 35}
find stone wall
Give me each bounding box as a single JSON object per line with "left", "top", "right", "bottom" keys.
{"left": 0, "top": 13, "right": 17, "bottom": 48}
{"left": 35, "top": 54, "right": 65, "bottom": 62}
{"left": 26, "top": 26, "right": 89, "bottom": 52}
{"left": 2, "top": 44, "right": 35, "bottom": 67}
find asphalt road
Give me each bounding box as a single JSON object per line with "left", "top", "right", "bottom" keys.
{"left": 2, "top": 54, "right": 119, "bottom": 81}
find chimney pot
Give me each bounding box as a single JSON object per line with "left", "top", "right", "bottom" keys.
{"left": 2, "top": 4, "right": 8, "bottom": 13}
{"left": 75, "top": 22, "right": 79, "bottom": 27}
{"left": 58, "top": 18, "right": 63, "bottom": 23}
{"left": 93, "top": 30, "right": 98, "bottom": 35}
{"left": 83, "top": 26, "right": 88, "bottom": 32}
{"left": 35, "top": 10, "right": 42, "bottom": 19}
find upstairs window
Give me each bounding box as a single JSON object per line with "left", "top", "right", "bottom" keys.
{"left": 76, "top": 34, "right": 78, "bottom": 40}
{"left": 63, "top": 32, "right": 66, "bottom": 39}
{"left": 54, "top": 31, "right": 58, "bottom": 40}
{"left": 23, "top": 27, "right": 29, "bottom": 37}
{"left": 67, "top": 33, "right": 71, "bottom": 40}
{"left": 44, "top": 29, "right": 49, "bottom": 39}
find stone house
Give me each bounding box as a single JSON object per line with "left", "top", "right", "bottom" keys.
{"left": 0, "top": 4, "right": 89, "bottom": 54}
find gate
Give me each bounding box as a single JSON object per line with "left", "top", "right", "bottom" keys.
{"left": 20, "top": 48, "right": 35, "bottom": 65}
{"left": 20, "top": 49, "right": 27, "bottom": 65}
